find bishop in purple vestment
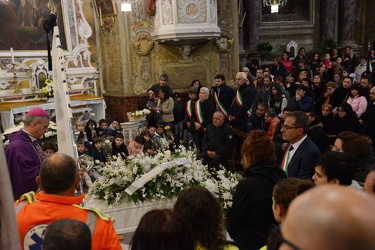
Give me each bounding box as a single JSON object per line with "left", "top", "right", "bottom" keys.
{"left": 6, "top": 107, "right": 50, "bottom": 200}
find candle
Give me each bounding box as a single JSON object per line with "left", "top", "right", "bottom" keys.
{"left": 99, "top": 7, "right": 103, "bottom": 27}
{"left": 10, "top": 47, "right": 14, "bottom": 64}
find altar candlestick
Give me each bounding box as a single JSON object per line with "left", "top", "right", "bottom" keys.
{"left": 10, "top": 48, "right": 14, "bottom": 64}
{"left": 99, "top": 7, "right": 103, "bottom": 27}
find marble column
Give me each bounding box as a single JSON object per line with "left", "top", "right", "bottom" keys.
{"left": 339, "top": 0, "right": 357, "bottom": 46}
{"left": 246, "top": 0, "right": 260, "bottom": 53}
{"left": 321, "top": 0, "right": 337, "bottom": 41}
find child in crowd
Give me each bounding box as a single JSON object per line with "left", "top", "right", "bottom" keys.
{"left": 127, "top": 135, "right": 145, "bottom": 156}
{"left": 107, "top": 119, "right": 122, "bottom": 138}
{"left": 112, "top": 133, "right": 128, "bottom": 159}
{"left": 42, "top": 141, "right": 57, "bottom": 158}
{"left": 173, "top": 92, "right": 185, "bottom": 147}
{"left": 75, "top": 121, "right": 88, "bottom": 141}
{"left": 148, "top": 125, "right": 156, "bottom": 138}
{"left": 77, "top": 139, "right": 95, "bottom": 188}
{"left": 91, "top": 137, "right": 107, "bottom": 165}
{"left": 154, "top": 123, "right": 173, "bottom": 150}
{"left": 85, "top": 118, "right": 97, "bottom": 142}
{"left": 141, "top": 130, "right": 157, "bottom": 155}
{"left": 96, "top": 119, "right": 109, "bottom": 141}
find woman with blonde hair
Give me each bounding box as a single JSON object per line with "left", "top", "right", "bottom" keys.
{"left": 228, "top": 130, "right": 287, "bottom": 250}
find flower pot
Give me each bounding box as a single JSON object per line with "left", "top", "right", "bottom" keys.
{"left": 127, "top": 114, "right": 146, "bottom": 122}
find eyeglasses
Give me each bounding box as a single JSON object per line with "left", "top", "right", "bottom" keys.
{"left": 269, "top": 227, "right": 301, "bottom": 250}
{"left": 281, "top": 125, "right": 299, "bottom": 130}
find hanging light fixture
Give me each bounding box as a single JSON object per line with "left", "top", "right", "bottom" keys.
{"left": 263, "top": 0, "right": 287, "bottom": 13}
{"left": 121, "top": 1, "right": 131, "bottom": 12}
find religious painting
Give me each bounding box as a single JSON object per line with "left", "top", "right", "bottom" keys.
{"left": 261, "top": 0, "right": 311, "bottom": 24}
{"left": 93, "top": 0, "right": 117, "bottom": 17}
{"left": 0, "top": 0, "right": 67, "bottom": 51}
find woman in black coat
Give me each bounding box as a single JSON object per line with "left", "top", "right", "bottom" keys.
{"left": 334, "top": 103, "right": 361, "bottom": 134}
{"left": 227, "top": 130, "right": 287, "bottom": 250}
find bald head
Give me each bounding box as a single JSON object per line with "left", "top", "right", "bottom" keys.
{"left": 38, "top": 153, "right": 78, "bottom": 194}
{"left": 280, "top": 186, "right": 375, "bottom": 250}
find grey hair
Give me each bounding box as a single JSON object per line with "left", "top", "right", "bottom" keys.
{"left": 266, "top": 108, "right": 277, "bottom": 118}
{"left": 23, "top": 115, "right": 50, "bottom": 126}
{"left": 237, "top": 72, "right": 247, "bottom": 79}
{"left": 200, "top": 87, "right": 209, "bottom": 95}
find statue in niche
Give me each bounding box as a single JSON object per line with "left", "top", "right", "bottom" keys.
{"left": 37, "top": 72, "right": 47, "bottom": 89}
{"left": 178, "top": 45, "right": 195, "bottom": 60}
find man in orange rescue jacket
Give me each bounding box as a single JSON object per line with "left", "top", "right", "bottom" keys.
{"left": 14, "top": 153, "right": 121, "bottom": 250}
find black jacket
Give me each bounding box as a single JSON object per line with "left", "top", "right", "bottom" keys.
{"left": 228, "top": 164, "right": 287, "bottom": 250}
{"left": 212, "top": 83, "right": 235, "bottom": 115}
{"left": 202, "top": 122, "right": 234, "bottom": 156}
{"left": 112, "top": 141, "right": 129, "bottom": 158}
{"left": 229, "top": 83, "right": 255, "bottom": 131}
{"left": 308, "top": 119, "right": 326, "bottom": 153}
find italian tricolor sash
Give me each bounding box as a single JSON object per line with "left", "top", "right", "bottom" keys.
{"left": 235, "top": 89, "right": 250, "bottom": 115}
{"left": 195, "top": 101, "right": 204, "bottom": 124}
{"left": 213, "top": 91, "right": 228, "bottom": 117}
{"left": 186, "top": 100, "right": 193, "bottom": 119}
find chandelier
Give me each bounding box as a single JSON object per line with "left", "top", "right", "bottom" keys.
{"left": 263, "top": 0, "right": 287, "bottom": 13}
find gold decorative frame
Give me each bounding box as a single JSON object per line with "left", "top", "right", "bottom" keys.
{"left": 93, "top": 0, "right": 118, "bottom": 17}
{"left": 133, "top": 34, "right": 155, "bottom": 56}
{"left": 214, "top": 33, "right": 234, "bottom": 53}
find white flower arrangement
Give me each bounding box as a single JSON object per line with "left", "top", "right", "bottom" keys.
{"left": 128, "top": 108, "right": 151, "bottom": 117}
{"left": 86, "top": 146, "right": 238, "bottom": 212}
{"left": 2, "top": 121, "right": 58, "bottom": 146}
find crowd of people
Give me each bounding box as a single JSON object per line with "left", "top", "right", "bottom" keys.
{"left": 5, "top": 46, "right": 375, "bottom": 249}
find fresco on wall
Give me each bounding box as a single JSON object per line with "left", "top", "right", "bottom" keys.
{"left": 262, "top": 0, "right": 310, "bottom": 23}
{"left": 0, "top": 0, "right": 66, "bottom": 50}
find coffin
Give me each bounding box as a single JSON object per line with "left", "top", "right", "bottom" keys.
{"left": 87, "top": 199, "right": 176, "bottom": 234}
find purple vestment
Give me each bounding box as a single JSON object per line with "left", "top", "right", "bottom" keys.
{"left": 6, "top": 130, "right": 45, "bottom": 200}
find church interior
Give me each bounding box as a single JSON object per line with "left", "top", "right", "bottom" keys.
{"left": 0, "top": 0, "right": 374, "bottom": 129}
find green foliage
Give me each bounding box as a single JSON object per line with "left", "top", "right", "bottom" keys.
{"left": 257, "top": 42, "right": 273, "bottom": 55}
{"left": 320, "top": 38, "right": 338, "bottom": 53}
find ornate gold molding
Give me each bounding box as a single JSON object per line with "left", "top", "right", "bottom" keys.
{"left": 103, "top": 16, "right": 115, "bottom": 30}
{"left": 133, "top": 34, "right": 155, "bottom": 56}
{"left": 214, "top": 33, "right": 233, "bottom": 53}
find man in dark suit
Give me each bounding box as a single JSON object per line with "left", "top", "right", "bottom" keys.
{"left": 212, "top": 74, "right": 235, "bottom": 120}
{"left": 229, "top": 72, "right": 255, "bottom": 132}
{"left": 281, "top": 111, "right": 321, "bottom": 179}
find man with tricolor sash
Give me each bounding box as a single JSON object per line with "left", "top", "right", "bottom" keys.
{"left": 191, "top": 87, "right": 216, "bottom": 152}
{"left": 228, "top": 72, "right": 255, "bottom": 132}
{"left": 183, "top": 87, "right": 199, "bottom": 149}
{"left": 212, "top": 74, "right": 235, "bottom": 120}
